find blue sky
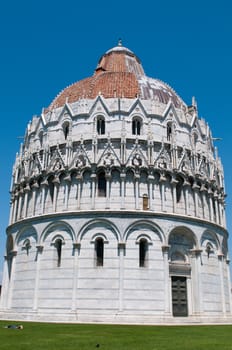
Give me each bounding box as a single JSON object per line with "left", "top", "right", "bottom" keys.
{"left": 0, "top": 0, "right": 232, "bottom": 281}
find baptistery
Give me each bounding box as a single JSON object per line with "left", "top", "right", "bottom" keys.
{"left": 1, "top": 42, "right": 231, "bottom": 324}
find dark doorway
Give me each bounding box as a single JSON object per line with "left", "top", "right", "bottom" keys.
{"left": 171, "top": 276, "right": 188, "bottom": 317}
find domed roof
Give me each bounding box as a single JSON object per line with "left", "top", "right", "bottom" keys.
{"left": 49, "top": 41, "right": 184, "bottom": 109}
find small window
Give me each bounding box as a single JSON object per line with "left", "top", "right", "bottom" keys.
{"left": 39, "top": 132, "right": 43, "bottom": 147}
{"left": 23, "top": 239, "right": 31, "bottom": 256}
{"left": 98, "top": 171, "right": 106, "bottom": 197}
{"left": 95, "top": 238, "right": 104, "bottom": 266}
{"left": 167, "top": 122, "right": 172, "bottom": 141}
{"left": 63, "top": 123, "right": 69, "bottom": 140}
{"left": 97, "top": 117, "right": 105, "bottom": 135}
{"left": 139, "top": 239, "right": 148, "bottom": 267}
{"left": 47, "top": 176, "right": 54, "bottom": 202}
{"left": 176, "top": 177, "right": 184, "bottom": 203}
{"left": 132, "top": 117, "right": 141, "bottom": 135}
{"left": 55, "top": 238, "right": 63, "bottom": 267}
{"left": 143, "top": 194, "right": 148, "bottom": 210}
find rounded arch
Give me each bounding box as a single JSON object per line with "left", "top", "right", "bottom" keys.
{"left": 15, "top": 225, "right": 38, "bottom": 246}
{"left": 91, "top": 112, "right": 109, "bottom": 123}
{"left": 78, "top": 218, "right": 121, "bottom": 242}
{"left": 168, "top": 226, "right": 197, "bottom": 262}
{"left": 200, "top": 229, "right": 220, "bottom": 251}
{"left": 167, "top": 226, "right": 197, "bottom": 248}
{"left": 124, "top": 220, "right": 165, "bottom": 244}
{"left": 40, "top": 220, "right": 75, "bottom": 244}
{"left": 135, "top": 233, "right": 153, "bottom": 244}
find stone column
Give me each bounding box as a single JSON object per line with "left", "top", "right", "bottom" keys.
{"left": 226, "top": 259, "right": 232, "bottom": 314}
{"left": 105, "top": 172, "right": 111, "bottom": 209}
{"left": 32, "top": 181, "right": 39, "bottom": 216}
{"left": 118, "top": 242, "right": 125, "bottom": 312}
{"left": 72, "top": 243, "right": 81, "bottom": 311}
{"left": 135, "top": 173, "right": 140, "bottom": 210}
{"left": 159, "top": 173, "right": 166, "bottom": 212}
{"left": 7, "top": 250, "right": 17, "bottom": 309}
{"left": 208, "top": 188, "right": 214, "bottom": 222}
{"left": 148, "top": 174, "right": 154, "bottom": 210}
{"left": 0, "top": 256, "right": 10, "bottom": 309}
{"left": 218, "top": 253, "right": 226, "bottom": 315}
{"left": 33, "top": 245, "right": 43, "bottom": 310}
{"left": 13, "top": 192, "right": 19, "bottom": 223}
{"left": 162, "top": 245, "right": 171, "bottom": 315}
{"left": 192, "top": 182, "right": 200, "bottom": 218}
{"left": 91, "top": 173, "right": 96, "bottom": 210}
{"left": 76, "top": 174, "right": 82, "bottom": 210}
{"left": 120, "top": 172, "right": 126, "bottom": 209}
{"left": 41, "top": 179, "right": 48, "bottom": 215}
{"left": 64, "top": 173, "right": 71, "bottom": 211}
{"left": 171, "top": 176, "right": 178, "bottom": 214}
{"left": 9, "top": 196, "right": 15, "bottom": 225}
{"left": 190, "top": 249, "right": 202, "bottom": 315}
{"left": 200, "top": 184, "right": 207, "bottom": 220}
{"left": 52, "top": 175, "right": 60, "bottom": 212}
{"left": 23, "top": 184, "right": 30, "bottom": 218}
{"left": 183, "top": 179, "right": 190, "bottom": 216}
{"left": 214, "top": 192, "right": 219, "bottom": 224}
{"left": 17, "top": 188, "right": 23, "bottom": 220}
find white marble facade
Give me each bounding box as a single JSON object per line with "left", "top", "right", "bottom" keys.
{"left": 0, "top": 43, "right": 231, "bottom": 324}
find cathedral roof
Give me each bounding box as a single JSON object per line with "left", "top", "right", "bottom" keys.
{"left": 49, "top": 41, "right": 184, "bottom": 110}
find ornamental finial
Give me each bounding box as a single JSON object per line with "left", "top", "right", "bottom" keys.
{"left": 118, "top": 38, "right": 122, "bottom": 46}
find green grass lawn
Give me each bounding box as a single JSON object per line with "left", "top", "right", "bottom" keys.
{"left": 0, "top": 321, "right": 232, "bottom": 350}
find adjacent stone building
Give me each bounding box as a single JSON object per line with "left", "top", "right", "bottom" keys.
{"left": 1, "top": 42, "right": 231, "bottom": 323}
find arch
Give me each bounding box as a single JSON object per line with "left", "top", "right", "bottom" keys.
{"left": 168, "top": 226, "right": 197, "bottom": 248}
{"left": 200, "top": 230, "right": 220, "bottom": 251}
{"left": 124, "top": 220, "right": 165, "bottom": 244}
{"left": 168, "top": 226, "right": 197, "bottom": 262}
{"left": 15, "top": 225, "right": 38, "bottom": 246}
{"left": 78, "top": 218, "right": 121, "bottom": 242}
{"left": 40, "top": 221, "right": 75, "bottom": 244}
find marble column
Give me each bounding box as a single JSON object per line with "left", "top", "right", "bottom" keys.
{"left": 190, "top": 249, "right": 202, "bottom": 315}
{"left": 91, "top": 173, "right": 96, "bottom": 209}
{"left": 162, "top": 245, "right": 171, "bottom": 314}
{"left": 120, "top": 172, "right": 126, "bottom": 209}
{"left": 218, "top": 253, "right": 226, "bottom": 315}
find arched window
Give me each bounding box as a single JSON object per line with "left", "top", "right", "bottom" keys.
{"left": 63, "top": 122, "right": 69, "bottom": 140}
{"left": 54, "top": 238, "right": 63, "bottom": 267}
{"left": 176, "top": 176, "right": 184, "bottom": 203}
{"left": 132, "top": 117, "right": 141, "bottom": 135}
{"left": 23, "top": 239, "right": 31, "bottom": 256}
{"left": 47, "top": 176, "right": 54, "bottom": 202}
{"left": 39, "top": 131, "right": 43, "bottom": 147}
{"left": 167, "top": 122, "right": 172, "bottom": 141}
{"left": 98, "top": 171, "right": 106, "bottom": 197}
{"left": 97, "top": 117, "right": 105, "bottom": 135}
{"left": 95, "top": 238, "right": 104, "bottom": 266}
{"left": 139, "top": 238, "right": 148, "bottom": 267}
